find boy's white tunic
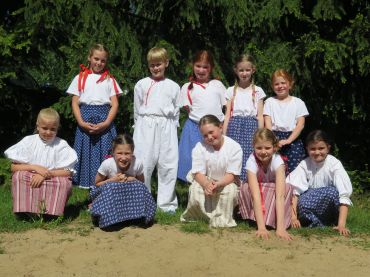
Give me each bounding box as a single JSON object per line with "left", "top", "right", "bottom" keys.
{"left": 181, "top": 136, "right": 242, "bottom": 227}
{"left": 287, "top": 154, "right": 352, "bottom": 205}
{"left": 133, "top": 77, "right": 181, "bottom": 212}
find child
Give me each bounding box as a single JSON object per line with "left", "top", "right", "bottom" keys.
{"left": 66, "top": 43, "right": 124, "bottom": 188}
{"left": 133, "top": 47, "right": 180, "bottom": 213}
{"left": 239, "top": 128, "right": 292, "bottom": 240}
{"left": 287, "top": 130, "right": 352, "bottom": 236}
{"left": 178, "top": 50, "right": 227, "bottom": 182}
{"left": 223, "top": 54, "right": 266, "bottom": 181}
{"left": 4, "top": 108, "right": 77, "bottom": 216}
{"left": 263, "top": 69, "right": 309, "bottom": 173}
{"left": 90, "top": 134, "right": 156, "bottom": 229}
{"left": 180, "top": 115, "right": 242, "bottom": 227}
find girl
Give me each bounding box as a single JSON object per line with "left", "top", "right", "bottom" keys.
{"left": 177, "top": 50, "right": 227, "bottom": 182}
{"left": 223, "top": 54, "right": 266, "bottom": 181}
{"left": 264, "top": 69, "right": 309, "bottom": 173}
{"left": 288, "top": 130, "right": 352, "bottom": 236}
{"left": 4, "top": 108, "right": 77, "bottom": 216}
{"left": 67, "top": 43, "right": 124, "bottom": 188}
{"left": 239, "top": 128, "right": 292, "bottom": 240}
{"left": 180, "top": 115, "right": 242, "bottom": 228}
{"left": 90, "top": 134, "right": 156, "bottom": 229}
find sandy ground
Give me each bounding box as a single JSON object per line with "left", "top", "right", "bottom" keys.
{"left": 0, "top": 224, "right": 369, "bottom": 277}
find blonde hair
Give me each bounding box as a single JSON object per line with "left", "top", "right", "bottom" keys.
{"left": 253, "top": 128, "right": 279, "bottom": 149}
{"left": 233, "top": 54, "right": 256, "bottom": 105}
{"left": 271, "top": 69, "right": 295, "bottom": 90}
{"left": 147, "top": 47, "right": 169, "bottom": 63}
{"left": 198, "top": 114, "right": 222, "bottom": 128}
{"left": 88, "top": 43, "right": 109, "bottom": 61}
{"left": 36, "top": 108, "right": 60, "bottom": 126}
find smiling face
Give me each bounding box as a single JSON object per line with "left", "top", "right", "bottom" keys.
{"left": 235, "top": 61, "right": 255, "bottom": 87}
{"left": 113, "top": 144, "right": 133, "bottom": 172}
{"left": 200, "top": 123, "right": 223, "bottom": 150}
{"left": 88, "top": 49, "right": 108, "bottom": 74}
{"left": 148, "top": 59, "right": 168, "bottom": 80}
{"left": 254, "top": 139, "right": 276, "bottom": 166}
{"left": 272, "top": 76, "right": 291, "bottom": 100}
{"left": 193, "top": 61, "right": 212, "bottom": 83}
{"left": 307, "top": 140, "right": 330, "bottom": 163}
{"left": 37, "top": 116, "right": 58, "bottom": 143}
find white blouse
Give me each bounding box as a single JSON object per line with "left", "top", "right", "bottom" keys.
{"left": 4, "top": 134, "right": 77, "bottom": 171}
{"left": 287, "top": 155, "right": 352, "bottom": 205}
{"left": 97, "top": 156, "right": 143, "bottom": 178}
{"left": 246, "top": 153, "right": 284, "bottom": 183}
{"left": 191, "top": 136, "right": 242, "bottom": 181}
{"left": 225, "top": 85, "right": 266, "bottom": 117}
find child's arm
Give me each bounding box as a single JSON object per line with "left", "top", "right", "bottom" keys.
{"left": 291, "top": 194, "right": 301, "bottom": 228}
{"left": 94, "top": 95, "right": 119, "bottom": 134}
{"left": 279, "top": 116, "right": 305, "bottom": 147}
{"left": 213, "top": 173, "right": 235, "bottom": 189}
{"left": 95, "top": 172, "right": 127, "bottom": 186}
{"left": 135, "top": 173, "right": 145, "bottom": 183}
{"left": 275, "top": 165, "right": 293, "bottom": 240}
{"left": 11, "top": 163, "right": 50, "bottom": 177}
{"left": 194, "top": 172, "right": 216, "bottom": 196}
{"left": 222, "top": 100, "right": 232, "bottom": 135}
{"left": 49, "top": 169, "right": 73, "bottom": 177}
{"left": 256, "top": 100, "right": 264, "bottom": 128}
{"left": 247, "top": 170, "right": 270, "bottom": 239}
{"left": 333, "top": 204, "right": 350, "bottom": 236}
{"left": 264, "top": 115, "right": 272, "bottom": 130}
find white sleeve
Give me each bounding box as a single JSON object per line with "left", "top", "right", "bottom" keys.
{"left": 179, "top": 83, "right": 191, "bottom": 107}
{"left": 332, "top": 161, "right": 353, "bottom": 205}
{"left": 296, "top": 98, "right": 309, "bottom": 117}
{"left": 174, "top": 83, "right": 181, "bottom": 126}
{"left": 97, "top": 159, "right": 110, "bottom": 177}
{"left": 108, "top": 77, "right": 124, "bottom": 97}
{"left": 66, "top": 75, "right": 80, "bottom": 96}
{"left": 263, "top": 98, "right": 273, "bottom": 116}
{"left": 191, "top": 143, "right": 206, "bottom": 175}
{"left": 226, "top": 143, "right": 242, "bottom": 175}
{"left": 4, "top": 137, "right": 32, "bottom": 164}
{"left": 133, "top": 81, "right": 142, "bottom": 123}
{"left": 245, "top": 154, "right": 258, "bottom": 174}
{"left": 256, "top": 86, "right": 266, "bottom": 100}
{"left": 54, "top": 140, "right": 78, "bottom": 171}
{"left": 218, "top": 81, "right": 227, "bottom": 106}
{"left": 225, "top": 87, "right": 233, "bottom": 101}
{"left": 286, "top": 161, "right": 309, "bottom": 195}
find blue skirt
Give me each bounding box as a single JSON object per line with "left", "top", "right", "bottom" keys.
{"left": 274, "top": 130, "right": 305, "bottom": 173}
{"left": 226, "top": 116, "right": 257, "bottom": 181}
{"left": 298, "top": 186, "right": 340, "bottom": 227}
{"left": 177, "top": 119, "right": 202, "bottom": 182}
{"left": 73, "top": 104, "right": 117, "bottom": 188}
{"left": 90, "top": 181, "right": 157, "bottom": 228}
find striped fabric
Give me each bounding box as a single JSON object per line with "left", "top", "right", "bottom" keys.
{"left": 12, "top": 171, "right": 72, "bottom": 216}
{"left": 180, "top": 180, "right": 239, "bottom": 228}
{"left": 239, "top": 182, "right": 292, "bottom": 229}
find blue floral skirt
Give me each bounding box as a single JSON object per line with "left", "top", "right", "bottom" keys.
{"left": 226, "top": 116, "right": 257, "bottom": 181}
{"left": 90, "top": 181, "right": 157, "bottom": 228}
{"left": 73, "top": 104, "right": 117, "bottom": 188}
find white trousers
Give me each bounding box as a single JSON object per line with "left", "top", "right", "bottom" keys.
{"left": 133, "top": 115, "right": 178, "bottom": 211}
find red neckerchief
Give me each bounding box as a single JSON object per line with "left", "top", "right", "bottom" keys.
{"left": 77, "top": 64, "right": 120, "bottom": 95}
{"left": 253, "top": 152, "right": 266, "bottom": 216}
{"left": 186, "top": 77, "right": 207, "bottom": 106}
{"left": 145, "top": 77, "right": 164, "bottom": 106}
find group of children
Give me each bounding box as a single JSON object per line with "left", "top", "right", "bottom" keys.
{"left": 4, "top": 43, "right": 353, "bottom": 237}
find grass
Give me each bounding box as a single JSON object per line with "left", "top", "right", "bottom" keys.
{"left": 1, "top": 157, "right": 370, "bottom": 244}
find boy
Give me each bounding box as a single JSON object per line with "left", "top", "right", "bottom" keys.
{"left": 133, "top": 47, "right": 180, "bottom": 213}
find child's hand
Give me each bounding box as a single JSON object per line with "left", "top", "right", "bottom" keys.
{"left": 278, "top": 139, "right": 290, "bottom": 148}
{"left": 333, "top": 226, "right": 350, "bottom": 236}
{"left": 33, "top": 165, "right": 51, "bottom": 178}
{"left": 93, "top": 122, "right": 109, "bottom": 134}
{"left": 80, "top": 121, "right": 97, "bottom": 133}
{"left": 276, "top": 229, "right": 293, "bottom": 241}
{"left": 203, "top": 181, "right": 216, "bottom": 196}
{"left": 291, "top": 218, "right": 301, "bottom": 228}
{"left": 255, "top": 229, "right": 270, "bottom": 240}
{"left": 30, "top": 174, "right": 45, "bottom": 188}
{"left": 112, "top": 173, "right": 128, "bottom": 183}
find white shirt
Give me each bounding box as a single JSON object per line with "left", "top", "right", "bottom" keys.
{"left": 191, "top": 136, "right": 242, "bottom": 180}
{"left": 246, "top": 153, "right": 284, "bottom": 183}
{"left": 66, "top": 73, "right": 123, "bottom": 105}
{"left": 225, "top": 85, "right": 266, "bottom": 117}
{"left": 4, "top": 134, "right": 77, "bottom": 172}
{"left": 134, "top": 77, "right": 181, "bottom": 123}
{"left": 180, "top": 80, "right": 226, "bottom": 122}
{"left": 287, "top": 155, "right": 352, "bottom": 205}
{"left": 97, "top": 156, "right": 144, "bottom": 179}
{"left": 263, "top": 96, "right": 309, "bottom": 131}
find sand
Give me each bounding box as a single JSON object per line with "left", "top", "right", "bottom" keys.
{"left": 0, "top": 224, "right": 369, "bottom": 277}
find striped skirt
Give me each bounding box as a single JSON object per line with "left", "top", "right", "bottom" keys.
{"left": 90, "top": 181, "right": 157, "bottom": 228}
{"left": 297, "top": 186, "right": 340, "bottom": 227}
{"left": 177, "top": 119, "right": 202, "bottom": 182}
{"left": 226, "top": 116, "right": 258, "bottom": 181}
{"left": 73, "top": 104, "right": 117, "bottom": 188}
{"left": 180, "top": 178, "right": 239, "bottom": 228}
{"left": 274, "top": 130, "right": 305, "bottom": 173}
{"left": 12, "top": 171, "right": 72, "bottom": 216}
{"left": 239, "top": 182, "right": 292, "bottom": 229}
